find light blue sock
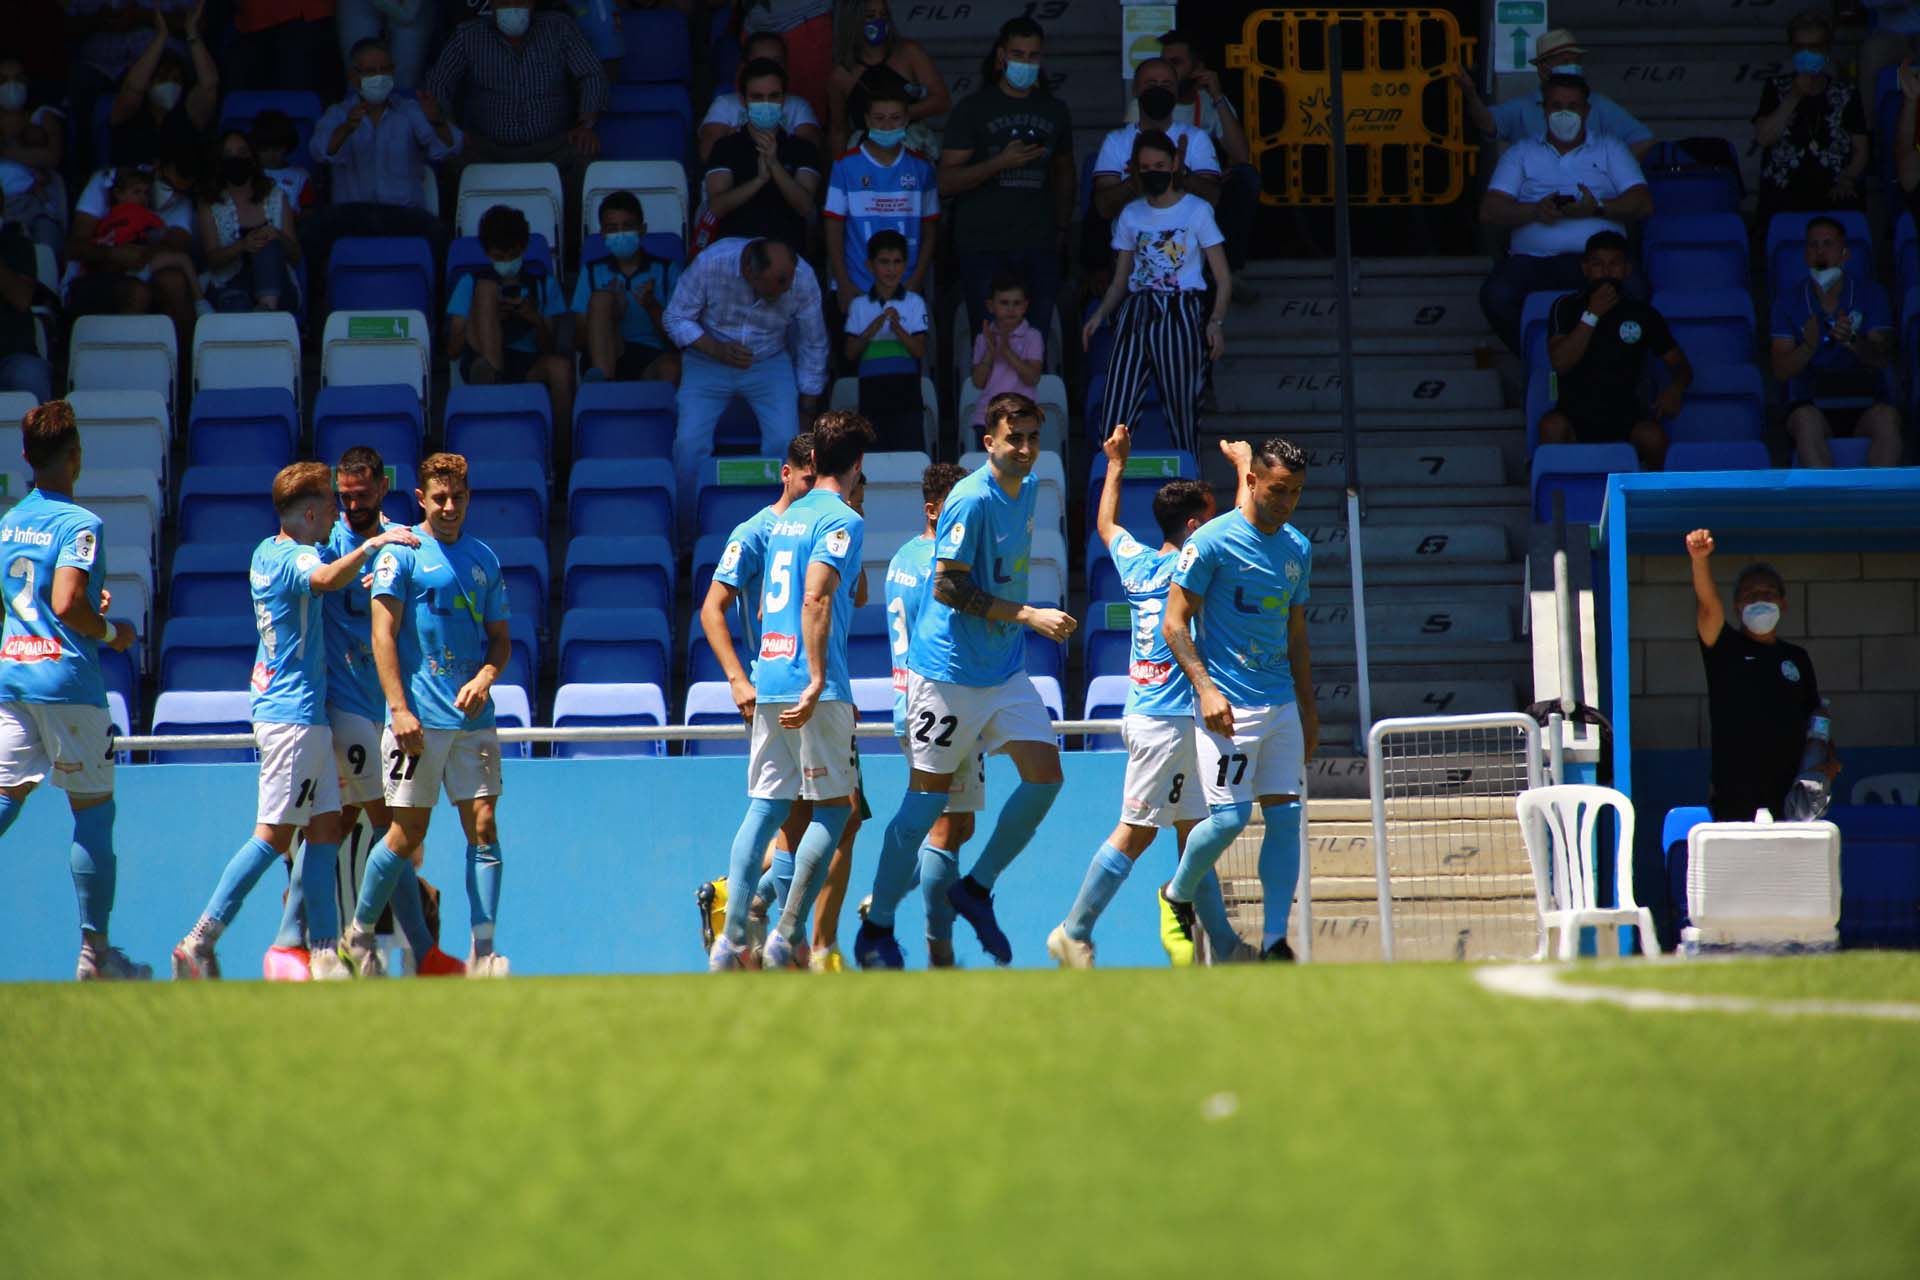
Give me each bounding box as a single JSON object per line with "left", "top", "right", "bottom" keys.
{"left": 353, "top": 839, "right": 408, "bottom": 929}
{"left": 391, "top": 862, "right": 435, "bottom": 956}
{"left": 1167, "top": 803, "right": 1252, "bottom": 902}
{"left": 1258, "top": 801, "right": 1303, "bottom": 950}
{"left": 70, "top": 801, "right": 117, "bottom": 936}
{"left": 918, "top": 842, "right": 958, "bottom": 942}
{"left": 204, "top": 835, "right": 280, "bottom": 927}
{"left": 1192, "top": 870, "right": 1242, "bottom": 957}
{"left": 769, "top": 847, "right": 795, "bottom": 913}
{"left": 273, "top": 850, "right": 305, "bottom": 948}
{"left": 1063, "top": 842, "right": 1135, "bottom": 942}
{"left": 467, "top": 842, "right": 503, "bottom": 953}
{"left": 866, "top": 789, "right": 950, "bottom": 929}
{"left": 754, "top": 861, "right": 779, "bottom": 909}
{"left": 300, "top": 841, "right": 341, "bottom": 945}
{"left": 723, "top": 798, "right": 792, "bottom": 946}
{"left": 0, "top": 792, "right": 23, "bottom": 840}
{"left": 779, "top": 806, "right": 852, "bottom": 941}
{"left": 966, "top": 780, "right": 1062, "bottom": 888}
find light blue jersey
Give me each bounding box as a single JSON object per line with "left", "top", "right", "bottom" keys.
{"left": 1108, "top": 527, "right": 1191, "bottom": 717}
{"left": 884, "top": 533, "right": 935, "bottom": 736}
{"left": 753, "top": 488, "right": 863, "bottom": 705}
{"left": 249, "top": 536, "right": 328, "bottom": 726}
{"left": 323, "top": 520, "right": 385, "bottom": 722}
{"left": 909, "top": 465, "right": 1036, "bottom": 688}
{"left": 370, "top": 527, "right": 509, "bottom": 730}
{"left": 0, "top": 489, "right": 108, "bottom": 707}
{"left": 714, "top": 507, "right": 771, "bottom": 677}
{"left": 1171, "top": 511, "right": 1312, "bottom": 709}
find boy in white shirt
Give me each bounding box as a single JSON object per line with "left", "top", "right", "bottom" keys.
{"left": 844, "top": 229, "right": 927, "bottom": 451}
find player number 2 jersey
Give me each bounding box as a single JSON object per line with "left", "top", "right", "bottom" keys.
{"left": 1108, "top": 527, "right": 1191, "bottom": 717}
{"left": 885, "top": 533, "right": 935, "bottom": 735}
{"left": 0, "top": 489, "right": 108, "bottom": 707}
{"left": 249, "top": 535, "right": 327, "bottom": 726}
{"left": 1171, "top": 510, "right": 1312, "bottom": 709}
{"left": 371, "top": 528, "right": 509, "bottom": 730}
{"left": 753, "top": 488, "right": 863, "bottom": 705}
{"left": 910, "top": 465, "right": 1037, "bottom": 688}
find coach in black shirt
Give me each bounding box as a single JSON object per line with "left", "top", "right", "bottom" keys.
{"left": 1686, "top": 529, "right": 1827, "bottom": 822}
{"left": 1541, "top": 230, "right": 1691, "bottom": 470}
{"left": 705, "top": 59, "right": 822, "bottom": 255}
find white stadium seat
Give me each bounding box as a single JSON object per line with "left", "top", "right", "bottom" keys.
{"left": 67, "top": 315, "right": 177, "bottom": 409}
{"left": 956, "top": 374, "right": 1067, "bottom": 454}
{"left": 321, "top": 310, "right": 432, "bottom": 414}
{"left": 552, "top": 681, "right": 669, "bottom": 758}
{"left": 491, "top": 683, "right": 532, "bottom": 759}
{"left": 861, "top": 450, "right": 933, "bottom": 538}
{"left": 582, "top": 159, "right": 689, "bottom": 246}
{"left": 457, "top": 162, "right": 565, "bottom": 263}
{"left": 67, "top": 390, "right": 171, "bottom": 490}
{"left": 74, "top": 467, "right": 161, "bottom": 562}
{"left": 192, "top": 311, "right": 302, "bottom": 403}
{"left": 0, "top": 391, "right": 39, "bottom": 428}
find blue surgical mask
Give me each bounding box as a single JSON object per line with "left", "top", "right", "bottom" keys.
{"left": 1548, "top": 63, "right": 1583, "bottom": 77}
{"left": 496, "top": 6, "right": 532, "bottom": 38}
{"left": 866, "top": 126, "right": 906, "bottom": 149}
{"left": 1792, "top": 49, "right": 1827, "bottom": 75}
{"left": 603, "top": 230, "right": 641, "bottom": 259}
{"left": 747, "top": 100, "right": 784, "bottom": 131}
{"left": 0, "top": 82, "right": 27, "bottom": 113}
{"left": 863, "top": 18, "right": 889, "bottom": 46}
{"left": 1741, "top": 602, "right": 1781, "bottom": 635}
{"left": 358, "top": 75, "right": 395, "bottom": 105}
{"left": 491, "top": 257, "right": 522, "bottom": 280}
{"left": 1004, "top": 59, "right": 1040, "bottom": 90}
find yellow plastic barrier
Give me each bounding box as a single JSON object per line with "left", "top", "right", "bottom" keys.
{"left": 1225, "top": 8, "right": 1478, "bottom": 206}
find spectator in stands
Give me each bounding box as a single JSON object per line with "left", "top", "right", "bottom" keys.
{"left": 1146, "top": 29, "right": 1260, "bottom": 302}
{"left": 1894, "top": 60, "right": 1920, "bottom": 225}
{"left": 825, "top": 0, "right": 950, "bottom": 156}
{"left": 844, "top": 228, "right": 926, "bottom": 451}
{"left": 0, "top": 213, "right": 52, "bottom": 403}
{"left": 86, "top": 164, "right": 203, "bottom": 311}
{"left": 825, "top": 75, "right": 937, "bottom": 316}
{"left": 64, "top": 141, "right": 203, "bottom": 357}
{"left": 1686, "top": 533, "right": 1831, "bottom": 824}
{"left": 1089, "top": 58, "right": 1223, "bottom": 293}
{"left": 64, "top": 0, "right": 197, "bottom": 176}
{"left": 940, "top": 16, "right": 1074, "bottom": 340}
{"left": 248, "top": 109, "right": 316, "bottom": 218}
{"left": 425, "top": 0, "right": 608, "bottom": 235}
{"left": 226, "top": 0, "right": 340, "bottom": 96}
{"left": 199, "top": 129, "right": 303, "bottom": 312}
{"left": 337, "top": 0, "right": 440, "bottom": 89}
{"left": 1455, "top": 28, "right": 1655, "bottom": 160}
{"left": 739, "top": 0, "right": 834, "bottom": 126}
{"left": 970, "top": 269, "right": 1042, "bottom": 430}
{"left": 1752, "top": 10, "right": 1868, "bottom": 226}
{"left": 0, "top": 57, "right": 68, "bottom": 250}
{"left": 1858, "top": 1, "right": 1920, "bottom": 115}
{"left": 305, "top": 36, "right": 461, "bottom": 290}
{"left": 1477, "top": 75, "right": 1651, "bottom": 356}
{"left": 448, "top": 203, "right": 574, "bottom": 426}
{"left": 1768, "top": 216, "right": 1903, "bottom": 467}
{"left": 704, "top": 57, "right": 821, "bottom": 254}
{"left": 573, "top": 189, "right": 681, "bottom": 385}
{"left": 108, "top": 2, "right": 217, "bottom": 169}
{"left": 662, "top": 235, "right": 827, "bottom": 522}
{"left": 1081, "top": 130, "right": 1229, "bottom": 457}
{"left": 1540, "top": 231, "right": 1689, "bottom": 470}
{"left": 698, "top": 30, "right": 823, "bottom": 165}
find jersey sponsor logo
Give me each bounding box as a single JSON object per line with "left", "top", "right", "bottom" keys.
{"left": 824, "top": 527, "right": 852, "bottom": 558}
{"left": 892, "top": 665, "right": 908, "bottom": 692}
{"left": 0, "top": 634, "right": 62, "bottom": 662}
{"left": 886, "top": 565, "right": 919, "bottom": 588}
{"left": 1233, "top": 586, "right": 1285, "bottom": 614}
{"left": 1780, "top": 659, "right": 1801, "bottom": 682}
{"left": 69, "top": 530, "right": 97, "bottom": 566}
{"left": 761, "top": 632, "right": 797, "bottom": 660}
{"left": 851, "top": 192, "right": 917, "bottom": 216}
{"left": 1618, "top": 320, "right": 1642, "bottom": 344}
{"left": 250, "top": 661, "right": 272, "bottom": 693}
{"left": 0, "top": 526, "right": 54, "bottom": 546}
{"left": 769, "top": 518, "right": 808, "bottom": 537}
{"left": 1130, "top": 659, "right": 1173, "bottom": 686}
{"left": 719, "top": 540, "right": 743, "bottom": 574}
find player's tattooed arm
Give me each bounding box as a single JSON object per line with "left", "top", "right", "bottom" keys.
{"left": 1165, "top": 584, "right": 1233, "bottom": 736}
{"left": 934, "top": 563, "right": 1077, "bottom": 642}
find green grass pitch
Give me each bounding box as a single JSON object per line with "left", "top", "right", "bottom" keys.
{"left": 3, "top": 957, "right": 1917, "bottom": 1278}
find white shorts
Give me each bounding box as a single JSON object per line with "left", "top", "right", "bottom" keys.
{"left": 895, "top": 738, "right": 987, "bottom": 814}
{"left": 0, "top": 701, "right": 114, "bottom": 794}
{"left": 255, "top": 722, "right": 344, "bottom": 824}
{"left": 1198, "top": 701, "right": 1305, "bottom": 807}
{"left": 747, "top": 700, "right": 858, "bottom": 801}
{"left": 329, "top": 708, "right": 385, "bottom": 807}
{"left": 1120, "top": 713, "right": 1205, "bottom": 828}
{"left": 903, "top": 671, "right": 1054, "bottom": 777}
{"left": 383, "top": 725, "right": 504, "bottom": 808}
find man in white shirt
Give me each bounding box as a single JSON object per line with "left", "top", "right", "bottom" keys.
{"left": 697, "top": 30, "right": 824, "bottom": 163}
{"left": 1456, "top": 28, "right": 1655, "bottom": 159}
{"left": 1477, "top": 75, "right": 1652, "bottom": 355}
{"left": 1091, "top": 59, "right": 1222, "bottom": 290}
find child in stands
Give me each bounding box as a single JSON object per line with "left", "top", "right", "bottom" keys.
{"left": 250, "top": 110, "right": 316, "bottom": 218}
{"left": 844, "top": 229, "right": 926, "bottom": 452}
{"left": 969, "top": 269, "right": 1043, "bottom": 429}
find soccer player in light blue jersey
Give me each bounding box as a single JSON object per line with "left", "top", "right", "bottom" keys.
{"left": 343, "top": 453, "right": 514, "bottom": 978}
{"left": 855, "top": 392, "right": 1078, "bottom": 969}
{"left": 713, "top": 411, "right": 873, "bottom": 971}
{"left": 172, "top": 463, "right": 418, "bottom": 982}
{"left": 0, "top": 401, "right": 147, "bottom": 980}
{"left": 1162, "top": 437, "right": 1319, "bottom": 963}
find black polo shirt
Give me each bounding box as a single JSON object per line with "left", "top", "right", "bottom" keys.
{"left": 1549, "top": 291, "right": 1675, "bottom": 428}
{"left": 1699, "top": 623, "right": 1820, "bottom": 822}
{"left": 706, "top": 128, "right": 820, "bottom": 254}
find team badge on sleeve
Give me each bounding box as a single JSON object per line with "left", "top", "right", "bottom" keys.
{"left": 373, "top": 553, "right": 398, "bottom": 588}
{"left": 1114, "top": 533, "right": 1142, "bottom": 558}
{"left": 296, "top": 551, "right": 322, "bottom": 574}
{"left": 69, "top": 530, "right": 96, "bottom": 566}
{"left": 946, "top": 521, "right": 966, "bottom": 552}
{"left": 719, "top": 541, "right": 742, "bottom": 573}
{"left": 1176, "top": 541, "right": 1200, "bottom": 573}
{"left": 824, "top": 528, "right": 851, "bottom": 558}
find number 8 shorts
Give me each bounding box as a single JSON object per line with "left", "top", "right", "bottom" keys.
{"left": 1120, "top": 713, "right": 1205, "bottom": 827}
{"left": 1197, "top": 701, "right": 1305, "bottom": 807}
{"left": 748, "top": 700, "right": 858, "bottom": 801}
{"left": 903, "top": 671, "right": 1054, "bottom": 777}
{"left": 255, "top": 722, "right": 343, "bottom": 824}
{"left": 382, "top": 725, "right": 504, "bottom": 808}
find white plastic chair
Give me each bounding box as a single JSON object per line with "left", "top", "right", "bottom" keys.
{"left": 1030, "top": 675, "right": 1065, "bottom": 745}
{"left": 1515, "top": 784, "right": 1657, "bottom": 960}
{"left": 103, "top": 569, "right": 152, "bottom": 640}
{"left": 552, "top": 681, "right": 668, "bottom": 758}
{"left": 320, "top": 310, "right": 431, "bottom": 414}
{"left": 581, "top": 159, "right": 689, "bottom": 246}
{"left": 67, "top": 315, "right": 177, "bottom": 407}
{"left": 1851, "top": 772, "right": 1920, "bottom": 806}
{"left": 457, "top": 162, "right": 564, "bottom": 263}
{"left": 0, "top": 390, "right": 39, "bottom": 426}
{"left": 192, "top": 312, "right": 302, "bottom": 402}
{"left": 67, "top": 390, "right": 171, "bottom": 490}
{"left": 74, "top": 467, "right": 161, "bottom": 562}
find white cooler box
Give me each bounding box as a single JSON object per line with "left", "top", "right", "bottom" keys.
{"left": 1684, "top": 816, "right": 1841, "bottom": 953}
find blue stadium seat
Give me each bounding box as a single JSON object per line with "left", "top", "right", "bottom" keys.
{"left": 1793, "top": 438, "right": 1874, "bottom": 468}
{"left": 1642, "top": 214, "right": 1748, "bottom": 292}
{"left": 1897, "top": 214, "right": 1918, "bottom": 302}
{"left": 1876, "top": 65, "right": 1905, "bottom": 202}
{"left": 1525, "top": 365, "right": 1556, "bottom": 455}
{"left": 100, "top": 640, "right": 140, "bottom": 721}
{"left": 313, "top": 384, "right": 424, "bottom": 474}
{"left": 696, "top": 456, "right": 781, "bottom": 537}
{"left": 573, "top": 380, "right": 677, "bottom": 460}
{"left": 383, "top": 462, "right": 420, "bottom": 526}
{"left": 1520, "top": 289, "right": 1565, "bottom": 373}
{"left": 1663, "top": 363, "right": 1766, "bottom": 443}
{"left": 558, "top": 608, "right": 672, "bottom": 689}
{"left": 1530, "top": 443, "right": 1639, "bottom": 523}
{"left": 464, "top": 459, "right": 548, "bottom": 541}
{"left": 445, "top": 233, "right": 556, "bottom": 294}
{"left": 168, "top": 542, "right": 255, "bottom": 618}
{"left": 1083, "top": 674, "right": 1130, "bottom": 751}
{"left": 599, "top": 84, "right": 692, "bottom": 163}
{"left": 492, "top": 537, "right": 551, "bottom": 632}
{"left": 159, "top": 618, "right": 254, "bottom": 692}
{"left": 503, "top": 617, "right": 539, "bottom": 693}
{"left": 714, "top": 396, "right": 764, "bottom": 454}
{"left": 685, "top": 629, "right": 732, "bottom": 686}
{"left": 551, "top": 682, "right": 669, "bottom": 759}
{"left": 1765, "top": 210, "right": 1872, "bottom": 298}
{"left": 492, "top": 684, "right": 532, "bottom": 760}
{"left": 445, "top": 383, "right": 553, "bottom": 476}
{"left": 1641, "top": 150, "right": 1742, "bottom": 215}
{"left": 1084, "top": 370, "right": 1164, "bottom": 445}
{"left": 683, "top": 680, "right": 746, "bottom": 756}
{"left": 620, "top": 8, "right": 693, "bottom": 85}
{"left": 568, "top": 458, "right": 676, "bottom": 539}
{"left": 1083, "top": 599, "right": 1133, "bottom": 678}
{"left": 1088, "top": 552, "right": 1123, "bottom": 604}
{"left": 187, "top": 388, "right": 297, "bottom": 468}
{"left": 176, "top": 466, "right": 280, "bottom": 544}
{"left": 150, "top": 690, "right": 254, "bottom": 765}
{"left": 1087, "top": 450, "right": 1199, "bottom": 539}
{"left": 328, "top": 236, "right": 436, "bottom": 318}
{"left": 219, "top": 91, "right": 325, "bottom": 162}
{"left": 1666, "top": 441, "right": 1771, "bottom": 471}
{"left": 691, "top": 533, "right": 730, "bottom": 604}
{"left": 848, "top": 606, "right": 890, "bottom": 679}
{"left": 1026, "top": 630, "right": 1064, "bottom": 681}
{"left": 564, "top": 535, "right": 676, "bottom": 613}
{"left": 1653, "top": 289, "right": 1756, "bottom": 367}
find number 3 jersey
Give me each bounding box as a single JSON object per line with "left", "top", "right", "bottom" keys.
{"left": 371, "top": 528, "right": 509, "bottom": 730}
{"left": 0, "top": 488, "right": 108, "bottom": 707}
{"left": 753, "top": 488, "right": 863, "bottom": 705}
{"left": 884, "top": 533, "right": 936, "bottom": 734}
{"left": 1171, "top": 510, "right": 1312, "bottom": 709}
{"left": 250, "top": 535, "right": 328, "bottom": 725}
{"left": 1107, "top": 526, "right": 1190, "bottom": 718}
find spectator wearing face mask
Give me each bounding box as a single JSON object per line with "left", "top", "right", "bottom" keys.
{"left": 0, "top": 211, "right": 53, "bottom": 403}
{"left": 1089, "top": 58, "right": 1222, "bottom": 293}
{"left": 336, "top": 0, "right": 440, "bottom": 90}
{"left": 1768, "top": 216, "right": 1903, "bottom": 467}
{"left": 703, "top": 57, "right": 822, "bottom": 255}
{"left": 199, "top": 129, "right": 303, "bottom": 313}
{"left": 698, "top": 31, "right": 823, "bottom": 165}
{"left": 0, "top": 57, "right": 68, "bottom": 251}
{"left": 825, "top": 74, "right": 938, "bottom": 319}
{"left": 1455, "top": 29, "right": 1654, "bottom": 159}
{"left": 738, "top": 0, "right": 836, "bottom": 126}
{"left": 1752, "top": 9, "right": 1868, "bottom": 226}
{"left": 108, "top": 0, "right": 217, "bottom": 169}
{"left": 826, "top": 0, "right": 950, "bottom": 157}
{"left": 64, "top": 1, "right": 197, "bottom": 178}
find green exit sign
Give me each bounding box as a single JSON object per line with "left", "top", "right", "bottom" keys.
{"left": 716, "top": 459, "right": 779, "bottom": 486}
{"left": 1497, "top": 1, "right": 1545, "bottom": 20}
{"left": 1122, "top": 456, "right": 1181, "bottom": 479}
{"left": 346, "top": 315, "right": 407, "bottom": 340}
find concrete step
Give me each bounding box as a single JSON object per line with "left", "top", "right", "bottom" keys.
{"left": 913, "top": 6, "right": 1123, "bottom": 45}
{"left": 1288, "top": 484, "right": 1527, "bottom": 514}
{"left": 1312, "top": 679, "right": 1522, "bottom": 725}
{"left": 1304, "top": 600, "right": 1516, "bottom": 645}
{"left": 1286, "top": 899, "right": 1541, "bottom": 963}
{"left": 1214, "top": 364, "right": 1505, "bottom": 413}
{"left": 1229, "top": 294, "right": 1492, "bottom": 342}
{"left": 1584, "top": 53, "right": 1796, "bottom": 109}
{"left": 1301, "top": 520, "right": 1510, "bottom": 566}
{"left": 1225, "top": 335, "right": 1486, "bottom": 364}
{"left": 1202, "top": 425, "right": 1530, "bottom": 484}
{"left": 1241, "top": 256, "right": 1494, "bottom": 282}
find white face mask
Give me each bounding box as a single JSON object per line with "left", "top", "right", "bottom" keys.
{"left": 149, "top": 81, "right": 183, "bottom": 113}
{"left": 1741, "top": 602, "right": 1781, "bottom": 635}
{"left": 0, "top": 82, "right": 27, "bottom": 112}
{"left": 496, "top": 6, "right": 532, "bottom": 38}
{"left": 358, "top": 75, "right": 395, "bottom": 106}
{"left": 1548, "top": 62, "right": 1583, "bottom": 76}
{"left": 1547, "top": 109, "right": 1583, "bottom": 143}
{"left": 1809, "top": 265, "right": 1844, "bottom": 290}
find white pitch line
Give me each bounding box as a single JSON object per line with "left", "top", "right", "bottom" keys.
{"left": 1474, "top": 963, "right": 1920, "bottom": 1022}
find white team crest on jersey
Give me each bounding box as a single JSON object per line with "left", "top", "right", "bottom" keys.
{"left": 471, "top": 564, "right": 487, "bottom": 587}
{"left": 1780, "top": 659, "right": 1801, "bottom": 683}
{"left": 1284, "top": 559, "right": 1301, "bottom": 585}
{"left": 719, "top": 540, "right": 742, "bottom": 573}
{"left": 373, "top": 554, "right": 397, "bottom": 587}
{"left": 1113, "top": 533, "right": 1142, "bottom": 558}
{"left": 69, "top": 530, "right": 96, "bottom": 566}
{"left": 296, "top": 551, "right": 321, "bottom": 573}
{"left": 1176, "top": 542, "right": 1200, "bottom": 573}
{"left": 824, "top": 528, "right": 851, "bottom": 557}
{"left": 946, "top": 522, "right": 966, "bottom": 551}
{"left": 1618, "top": 320, "right": 1642, "bottom": 344}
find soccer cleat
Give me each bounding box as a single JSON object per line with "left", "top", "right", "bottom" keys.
{"left": 696, "top": 877, "right": 724, "bottom": 951}
{"left": 946, "top": 878, "right": 1012, "bottom": 966}
{"left": 77, "top": 945, "right": 152, "bottom": 981}
{"left": 341, "top": 927, "right": 385, "bottom": 978}
{"left": 263, "top": 945, "right": 312, "bottom": 982}
{"left": 808, "top": 946, "right": 845, "bottom": 973}
{"left": 709, "top": 935, "right": 746, "bottom": 972}
{"left": 763, "top": 931, "right": 811, "bottom": 971}
{"left": 927, "top": 939, "right": 956, "bottom": 969}
{"left": 467, "top": 951, "right": 510, "bottom": 979}
{"left": 1261, "top": 939, "right": 1297, "bottom": 964}
{"left": 1159, "top": 884, "right": 1197, "bottom": 968}
{"left": 171, "top": 937, "right": 221, "bottom": 981}
{"left": 1046, "top": 925, "right": 1095, "bottom": 970}
{"left": 308, "top": 948, "right": 351, "bottom": 980}
{"left": 853, "top": 920, "right": 904, "bottom": 970}
{"left": 415, "top": 946, "right": 467, "bottom": 977}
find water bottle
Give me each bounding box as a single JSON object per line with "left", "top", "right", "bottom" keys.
{"left": 1783, "top": 699, "right": 1833, "bottom": 821}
